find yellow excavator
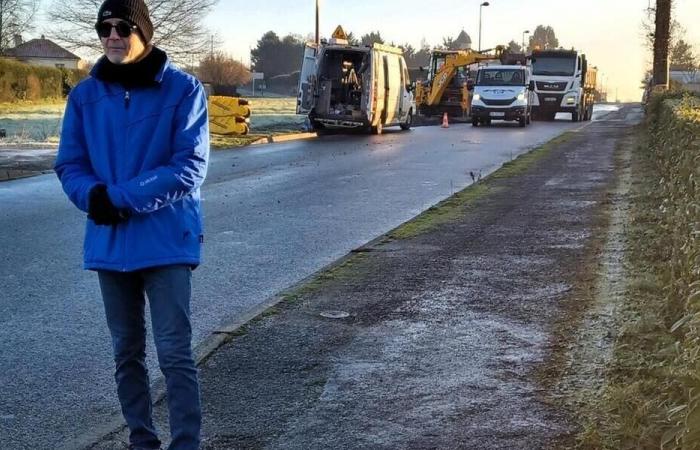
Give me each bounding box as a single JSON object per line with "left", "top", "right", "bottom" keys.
{"left": 415, "top": 46, "right": 506, "bottom": 118}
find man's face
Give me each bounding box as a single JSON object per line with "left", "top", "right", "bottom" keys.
{"left": 99, "top": 18, "right": 146, "bottom": 64}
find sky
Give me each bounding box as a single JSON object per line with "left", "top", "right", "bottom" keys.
{"left": 202, "top": 0, "right": 700, "bottom": 102}
{"left": 30, "top": 0, "right": 700, "bottom": 102}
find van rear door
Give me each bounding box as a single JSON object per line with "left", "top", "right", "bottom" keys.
{"left": 383, "top": 54, "right": 401, "bottom": 124}
{"left": 297, "top": 44, "right": 318, "bottom": 114}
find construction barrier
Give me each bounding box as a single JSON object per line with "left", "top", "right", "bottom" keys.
{"left": 208, "top": 96, "right": 251, "bottom": 135}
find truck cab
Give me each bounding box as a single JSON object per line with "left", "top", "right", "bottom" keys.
{"left": 468, "top": 65, "right": 534, "bottom": 127}
{"left": 529, "top": 50, "right": 596, "bottom": 122}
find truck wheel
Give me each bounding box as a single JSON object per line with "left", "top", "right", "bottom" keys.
{"left": 400, "top": 111, "right": 413, "bottom": 131}
{"left": 572, "top": 109, "right": 580, "bottom": 122}
{"left": 472, "top": 118, "right": 479, "bottom": 127}
{"left": 371, "top": 123, "right": 383, "bottom": 135}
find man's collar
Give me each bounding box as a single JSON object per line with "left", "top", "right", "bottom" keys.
{"left": 91, "top": 46, "right": 169, "bottom": 87}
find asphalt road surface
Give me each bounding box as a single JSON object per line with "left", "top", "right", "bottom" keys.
{"left": 0, "top": 110, "right": 608, "bottom": 449}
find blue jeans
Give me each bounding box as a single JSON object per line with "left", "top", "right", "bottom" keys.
{"left": 98, "top": 265, "right": 201, "bottom": 450}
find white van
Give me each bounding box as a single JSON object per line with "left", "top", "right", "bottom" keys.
{"left": 468, "top": 65, "right": 535, "bottom": 127}
{"left": 297, "top": 28, "right": 415, "bottom": 135}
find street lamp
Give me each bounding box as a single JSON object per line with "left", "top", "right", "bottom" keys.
{"left": 522, "top": 30, "right": 530, "bottom": 52}
{"left": 478, "top": 1, "right": 490, "bottom": 52}
{"left": 315, "top": 0, "right": 320, "bottom": 46}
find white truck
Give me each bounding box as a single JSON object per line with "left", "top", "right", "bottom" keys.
{"left": 529, "top": 49, "right": 596, "bottom": 122}
{"left": 467, "top": 65, "right": 535, "bottom": 127}
{"left": 296, "top": 27, "right": 415, "bottom": 135}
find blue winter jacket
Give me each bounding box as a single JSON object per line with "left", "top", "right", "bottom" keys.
{"left": 55, "top": 55, "right": 209, "bottom": 272}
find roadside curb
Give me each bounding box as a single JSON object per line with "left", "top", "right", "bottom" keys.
{"left": 250, "top": 132, "right": 318, "bottom": 145}
{"left": 0, "top": 169, "right": 52, "bottom": 182}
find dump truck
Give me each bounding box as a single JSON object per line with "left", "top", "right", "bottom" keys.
{"left": 297, "top": 26, "right": 414, "bottom": 135}
{"left": 414, "top": 46, "right": 506, "bottom": 118}
{"left": 530, "top": 49, "right": 597, "bottom": 122}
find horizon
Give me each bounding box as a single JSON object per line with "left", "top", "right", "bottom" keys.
{"left": 27, "top": 0, "right": 700, "bottom": 102}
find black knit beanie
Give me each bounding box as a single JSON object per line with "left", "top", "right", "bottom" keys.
{"left": 96, "top": 0, "right": 154, "bottom": 44}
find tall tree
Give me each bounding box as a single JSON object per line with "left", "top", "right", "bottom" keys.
{"left": 403, "top": 39, "right": 431, "bottom": 68}
{"left": 250, "top": 31, "right": 305, "bottom": 78}
{"left": 507, "top": 40, "right": 522, "bottom": 54}
{"left": 345, "top": 32, "right": 360, "bottom": 46}
{"left": 197, "top": 52, "right": 251, "bottom": 86}
{"left": 652, "top": 0, "right": 672, "bottom": 88}
{"left": 0, "top": 0, "right": 38, "bottom": 52}
{"left": 527, "top": 25, "right": 559, "bottom": 51}
{"left": 46, "top": 0, "right": 218, "bottom": 63}
{"left": 670, "top": 39, "right": 697, "bottom": 71}
{"left": 360, "top": 31, "right": 384, "bottom": 46}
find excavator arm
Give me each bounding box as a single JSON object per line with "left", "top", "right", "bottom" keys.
{"left": 424, "top": 47, "right": 505, "bottom": 106}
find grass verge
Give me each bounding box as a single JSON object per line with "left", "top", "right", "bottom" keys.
{"left": 573, "top": 93, "right": 700, "bottom": 449}
{"left": 388, "top": 131, "right": 574, "bottom": 239}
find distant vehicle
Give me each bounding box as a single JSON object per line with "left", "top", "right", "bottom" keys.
{"left": 296, "top": 26, "right": 414, "bottom": 135}
{"left": 529, "top": 49, "right": 596, "bottom": 122}
{"left": 468, "top": 65, "right": 535, "bottom": 127}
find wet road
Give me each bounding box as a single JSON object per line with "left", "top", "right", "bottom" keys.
{"left": 0, "top": 113, "right": 601, "bottom": 449}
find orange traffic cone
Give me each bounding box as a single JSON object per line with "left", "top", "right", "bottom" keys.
{"left": 441, "top": 112, "right": 449, "bottom": 128}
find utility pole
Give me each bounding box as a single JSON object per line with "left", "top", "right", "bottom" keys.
{"left": 315, "top": 0, "right": 320, "bottom": 46}
{"left": 652, "top": 0, "right": 672, "bottom": 90}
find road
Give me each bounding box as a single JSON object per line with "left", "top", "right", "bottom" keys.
{"left": 0, "top": 112, "right": 603, "bottom": 449}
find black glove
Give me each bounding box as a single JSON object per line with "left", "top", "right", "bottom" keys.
{"left": 88, "top": 184, "right": 130, "bottom": 226}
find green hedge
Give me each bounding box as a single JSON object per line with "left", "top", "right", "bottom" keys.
{"left": 0, "top": 58, "right": 88, "bottom": 102}
{"left": 647, "top": 92, "right": 700, "bottom": 448}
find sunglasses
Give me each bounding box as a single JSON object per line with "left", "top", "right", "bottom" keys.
{"left": 95, "top": 21, "right": 137, "bottom": 38}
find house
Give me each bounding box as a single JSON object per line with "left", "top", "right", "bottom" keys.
{"left": 670, "top": 70, "right": 700, "bottom": 92}
{"left": 453, "top": 30, "right": 472, "bottom": 50}
{"left": 3, "top": 35, "right": 82, "bottom": 70}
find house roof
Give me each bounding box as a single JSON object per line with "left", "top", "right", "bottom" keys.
{"left": 456, "top": 30, "right": 472, "bottom": 45}
{"left": 4, "top": 37, "right": 80, "bottom": 60}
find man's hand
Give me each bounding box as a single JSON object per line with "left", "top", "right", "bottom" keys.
{"left": 88, "top": 184, "right": 130, "bottom": 225}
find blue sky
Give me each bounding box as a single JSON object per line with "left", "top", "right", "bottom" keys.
{"left": 204, "top": 0, "right": 700, "bottom": 101}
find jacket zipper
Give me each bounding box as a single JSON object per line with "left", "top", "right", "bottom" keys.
{"left": 122, "top": 89, "right": 130, "bottom": 271}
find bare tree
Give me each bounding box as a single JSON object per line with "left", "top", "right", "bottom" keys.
{"left": 45, "top": 0, "right": 218, "bottom": 63}
{"left": 198, "top": 52, "right": 251, "bottom": 86}
{"left": 0, "top": 0, "right": 39, "bottom": 52}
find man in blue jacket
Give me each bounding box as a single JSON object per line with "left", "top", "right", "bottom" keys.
{"left": 55, "top": 0, "right": 209, "bottom": 448}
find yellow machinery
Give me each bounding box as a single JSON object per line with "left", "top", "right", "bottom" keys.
{"left": 415, "top": 46, "right": 505, "bottom": 118}
{"left": 208, "top": 96, "right": 251, "bottom": 135}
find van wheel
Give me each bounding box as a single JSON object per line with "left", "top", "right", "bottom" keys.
{"left": 519, "top": 117, "right": 527, "bottom": 127}
{"left": 371, "top": 123, "right": 383, "bottom": 135}
{"left": 400, "top": 111, "right": 413, "bottom": 131}
{"left": 472, "top": 118, "right": 479, "bottom": 127}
